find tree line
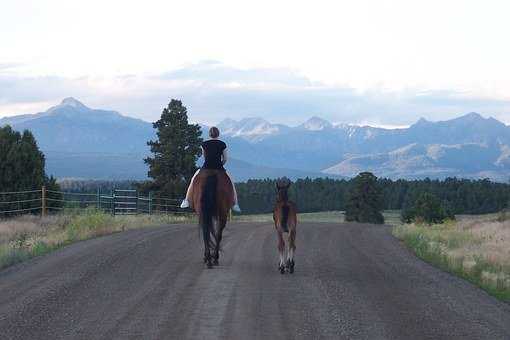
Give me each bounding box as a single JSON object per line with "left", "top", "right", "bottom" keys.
{"left": 236, "top": 176, "right": 510, "bottom": 216}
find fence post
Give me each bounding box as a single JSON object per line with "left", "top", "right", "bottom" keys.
{"left": 97, "top": 188, "right": 100, "bottom": 210}
{"left": 111, "top": 189, "right": 115, "bottom": 216}
{"left": 41, "top": 186, "right": 46, "bottom": 218}
{"left": 136, "top": 190, "right": 139, "bottom": 215}
{"left": 148, "top": 192, "right": 152, "bottom": 215}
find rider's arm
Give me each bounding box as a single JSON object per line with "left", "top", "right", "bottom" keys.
{"left": 222, "top": 148, "right": 228, "bottom": 165}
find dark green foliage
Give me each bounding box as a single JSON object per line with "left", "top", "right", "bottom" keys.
{"left": 344, "top": 172, "right": 384, "bottom": 224}
{"left": 144, "top": 100, "right": 203, "bottom": 197}
{"left": 45, "top": 175, "right": 63, "bottom": 211}
{"left": 236, "top": 177, "right": 349, "bottom": 214}
{"left": 58, "top": 179, "right": 139, "bottom": 193}
{"left": 401, "top": 192, "right": 451, "bottom": 224}
{"left": 52, "top": 174, "right": 510, "bottom": 219}
{"left": 0, "top": 125, "right": 61, "bottom": 215}
{"left": 235, "top": 176, "right": 510, "bottom": 216}
{"left": 0, "top": 126, "right": 45, "bottom": 191}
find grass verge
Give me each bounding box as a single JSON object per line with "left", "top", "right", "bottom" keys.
{"left": 393, "top": 215, "right": 510, "bottom": 302}
{"left": 0, "top": 209, "right": 193, "bottom": 270}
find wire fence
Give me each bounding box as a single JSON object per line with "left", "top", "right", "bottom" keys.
{"left": 0, "top": 186, "right": 191, "bottom": 217}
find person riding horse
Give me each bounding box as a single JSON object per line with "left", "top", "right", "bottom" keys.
{"left": 180, "top": 127, "right": 241, "bottom": 212}
{"left": 181, "top": 127, "right": 239, "bottom": 268}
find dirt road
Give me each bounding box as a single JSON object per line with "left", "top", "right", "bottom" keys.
{"left": 1, "top": 222, "right": 510, "bottom": 339}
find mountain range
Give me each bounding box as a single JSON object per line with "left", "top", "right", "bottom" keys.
{"left": 214, "top": 113, "right": 510, "bottom": 181}
{"left": 1, "top": 98, "right": 509, "bottom": 182}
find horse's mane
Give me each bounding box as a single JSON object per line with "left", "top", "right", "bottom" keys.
{"left": 277, "top": 188, "right": 289, "bottom": 202}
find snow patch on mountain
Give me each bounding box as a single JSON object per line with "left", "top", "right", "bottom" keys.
{"left": 47, "top": 97, "right": 89, "bottom": 114}
{"left": 300, "top": 116, "right": 332, "bottom": 131}
{"left": 217, "top": 117, "right": 286, "bottom": 141}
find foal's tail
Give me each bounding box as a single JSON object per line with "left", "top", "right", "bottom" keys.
{"left": 200, "top": 174, "right": 218, "bottom": 248}
{"left": 281, "top": 205, "right": 290, "bottom": 232}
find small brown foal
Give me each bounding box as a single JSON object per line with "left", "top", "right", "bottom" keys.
{"left": 273, "top": 178, "right": 297, "bottom": 274}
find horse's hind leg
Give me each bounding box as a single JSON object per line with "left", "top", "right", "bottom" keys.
{"left": 287, "top": 227, "right": 296, "bottom": 273}
{"left": 202, "top": 222, "right": 213, "bottom": 268}
{"left": 213, "top": 217, "right": 226, "bottom": 265}
{"left": 277, "top": 231, "right": 286, "bottom": 274}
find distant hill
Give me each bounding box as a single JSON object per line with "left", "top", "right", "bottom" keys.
{"left": 2, "top": 98, "right": 509, "bottom": 181}
{"left": 215, "top": 113, "right": 510, "bottom": 182}
{"left": 0, "top": 97, "right": 154, "bottom": 154}
{"left": 1, "top": 98, "right": 338, "bottom": 181}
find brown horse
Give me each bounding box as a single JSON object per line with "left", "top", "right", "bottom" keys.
{"left": 191, "top": 169, "right": 235, "bottom": 268}
{"left": 273, "top": 178, "right": 297, "bottom": 274}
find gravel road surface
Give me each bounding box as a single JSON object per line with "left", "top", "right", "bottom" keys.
{"left": 1, "top": 222, "right": 510, "bottom": 339}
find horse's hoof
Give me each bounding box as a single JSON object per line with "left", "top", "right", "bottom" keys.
{"left": 206, "top": 261, "right": 213, "bottom": 269}
{"left": 279, "top": 265, "right": 285, "bottom": 274}
{"left": 286, "top": 260, "right": 294, "bottom": 273}
{"left": 213, "top": 258, "right": 219, "bottom": 266}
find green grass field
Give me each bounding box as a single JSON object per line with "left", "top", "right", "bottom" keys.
{"left": 233, "top": 210, "right": 403, "bottom": 225}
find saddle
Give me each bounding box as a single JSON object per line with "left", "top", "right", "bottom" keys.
{"left": 190, "top": 169, "right": 235, "bottom": 211}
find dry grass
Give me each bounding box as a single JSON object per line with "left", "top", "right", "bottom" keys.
{"left": 0, "top": 209, "right": 193, "bottom": 270}
{"left": 233, "top": 210, "right": 402, "bottom": 225}
{"left": 232, "top": 210, "right": 346, "bottom": 223}
{"left": 0, "top": 214, "right": 71, "bottom": 245}
{"left": 393, "top": 213, "right": 510, "bottom": 301}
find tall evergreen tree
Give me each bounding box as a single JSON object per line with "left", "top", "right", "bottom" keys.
{"left": 345, "top": 172, "right": 384, "bottom": 224}
{"left": 144, "top": 99, "right": 203, "bottom": 197}
{"left": 0, "top": 125, "right": 61, "bottom": 214}
{"left": 0, "top": 126, "right": 45, "bottom": 191}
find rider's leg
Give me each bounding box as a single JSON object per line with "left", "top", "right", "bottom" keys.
{"left": 226, "top": 171, "right": 241, "bottom": 212}
{"left": 180, "top": 169, "right": 200, "bottom": 208}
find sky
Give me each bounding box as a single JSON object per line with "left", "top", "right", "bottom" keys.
{"left": 1, "top": 0, "right": 510, "bottom": 126}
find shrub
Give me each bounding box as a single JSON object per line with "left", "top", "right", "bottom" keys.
{"left": 401, "top": 192, "right": 453, "bottom": 224}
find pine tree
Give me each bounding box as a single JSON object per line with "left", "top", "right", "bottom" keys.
{"left": 144, "top": 99, "right": 203, "bottom": 197}
{"left": 0, "top": 125, "right": 62, "bottom": 214}
{"left": 345, "top": 172, "right": 384, "bottom": 224}
{"left": 0, "top": 127, "right": 45, "bottom": 191}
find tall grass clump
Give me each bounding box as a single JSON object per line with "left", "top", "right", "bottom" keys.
{"left": 394, "top": 215, "right": 510, "bottom": 301}
{"left": 0, "top": 209, "right": 193, "bottom": 270}
{"left": 65, "top": 209, "right": 116, "bottom": 241}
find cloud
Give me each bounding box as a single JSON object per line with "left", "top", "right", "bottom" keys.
{"left": 1, "top": 61, "right": 510, "bottom": 126}
{"left": 0, "top": 62, "right": 24, "bottom": 71}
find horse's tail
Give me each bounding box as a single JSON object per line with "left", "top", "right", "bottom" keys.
{"left": 281, "top": 204, "right": 290, "bottom": 233}
{"left": 201, "top": 174, "right": 218, "bottom": 248}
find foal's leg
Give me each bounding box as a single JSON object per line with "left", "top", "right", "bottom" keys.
{"left": 277, "top": 231, "right": 286, "bottom": 274}
{"left": 287, "top": 226, "right": 296, "bottom": 273}
{"left": 288, "top": 228, "right": 296, "bottom": 260}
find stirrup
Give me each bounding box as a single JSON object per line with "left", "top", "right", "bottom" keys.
{"left": 232, "top": 204, "right": 241, "bottom": 213}
{"left": 180, "top": 199, "right": 190, "bottom": 209}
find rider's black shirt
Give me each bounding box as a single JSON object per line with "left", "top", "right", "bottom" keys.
{"left": 202, "top": 139, "right": 226, "bottom": 170}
